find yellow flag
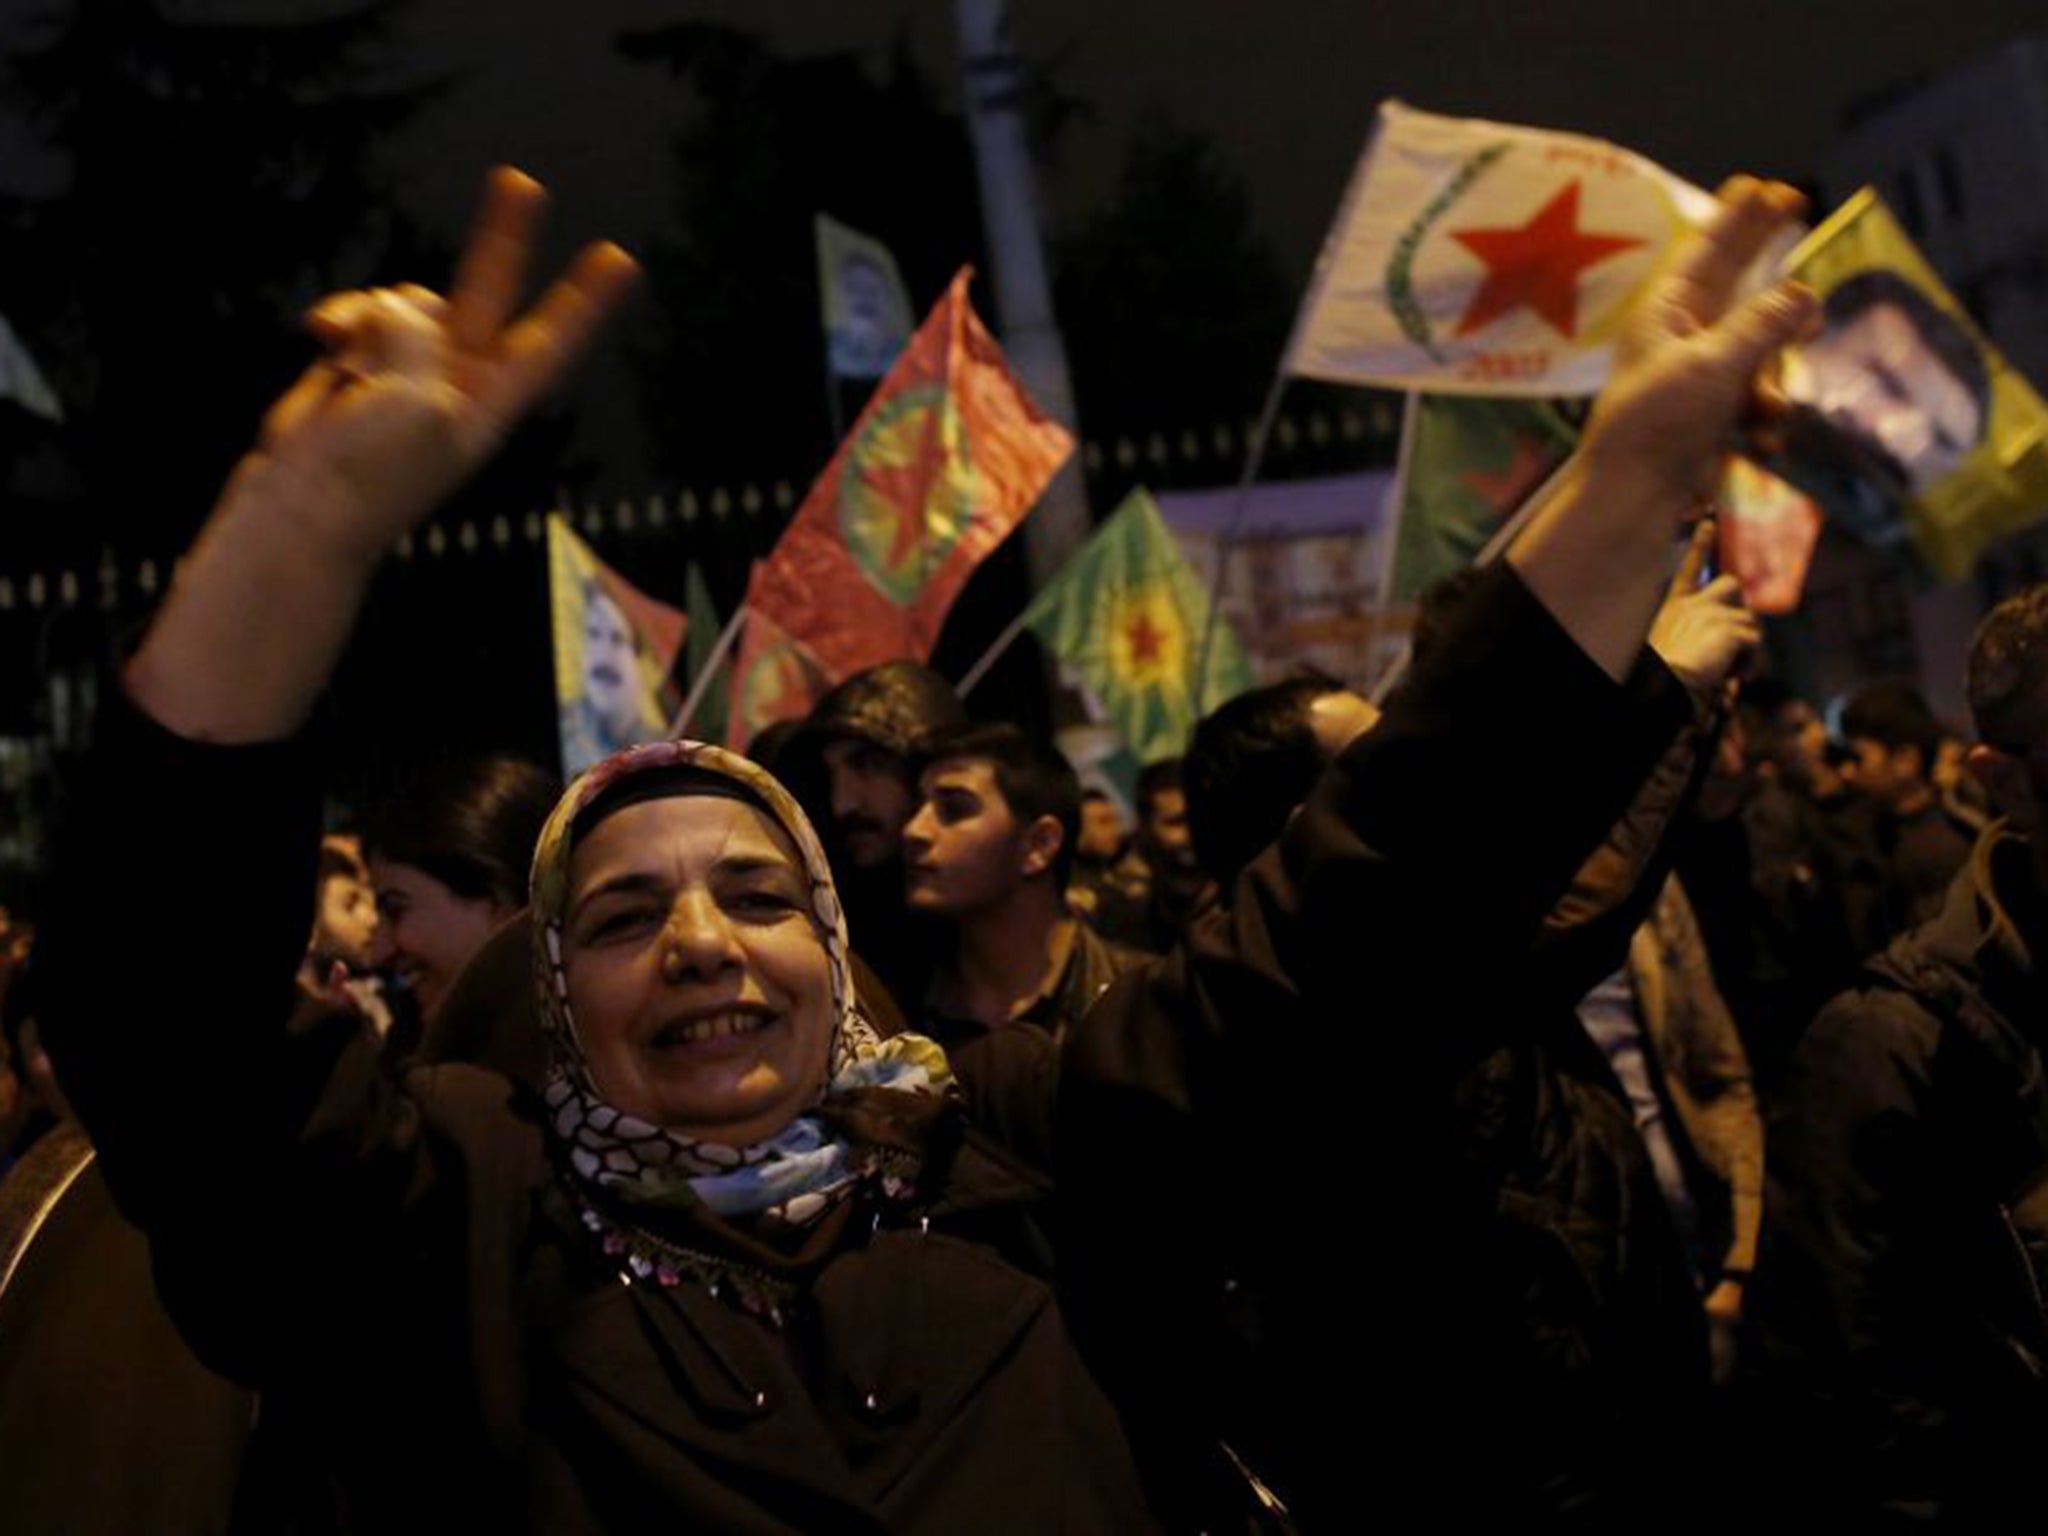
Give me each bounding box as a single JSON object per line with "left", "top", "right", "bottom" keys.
{"left": 1777, "top": 189, "right": 2048, "bottom": 580}
{"left": 548, "top": 517, "right": 688, "bottom": 777}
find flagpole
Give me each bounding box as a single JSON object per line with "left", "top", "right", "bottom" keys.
{"left": 1193, "top": 370, "right": 1287, "bottom": 713}
{"left": 1366, "top": 451, "right": 1576, "bottom": 704}
{"left": 1361, "top": 391, "right": 1422, "bottom": 699}
{"left": 955, "top": 604, "right": 1036, "bottom": 700}
{"left": 1194, "top": 106, "right": 1392, "bottom": 712}
{"left": 671, "top": 603, "right": 748, "bottom": 739}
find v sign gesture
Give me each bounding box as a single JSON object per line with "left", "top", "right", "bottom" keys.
{"left": 128, "top": 168, "right": 638, "bottom": 743}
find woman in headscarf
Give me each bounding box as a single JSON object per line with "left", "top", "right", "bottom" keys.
{"left": 527, "top": 738, "right": 956, "bottom": 1307}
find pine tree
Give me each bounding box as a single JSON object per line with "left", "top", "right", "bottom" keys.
{"left": 617, "top": 22, "right": 988, "bottom": 488}
{"left": 1054, "top": 116, "right": 1294, "bottom": 442}
{"left": 0, "top": 0, "right": 432, "bottom": 555}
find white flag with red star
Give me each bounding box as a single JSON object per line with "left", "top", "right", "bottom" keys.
{"left": 1285, "top": 101, "right": 1722, "bottom": 397}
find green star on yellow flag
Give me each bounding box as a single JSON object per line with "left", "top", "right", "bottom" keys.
{"left": 1022, "top": 488, "right": 1254, "bottom": 764}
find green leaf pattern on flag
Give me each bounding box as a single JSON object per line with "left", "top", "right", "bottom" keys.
{"left": 1023, "top": 489, "right": 1255, "bottom": 764}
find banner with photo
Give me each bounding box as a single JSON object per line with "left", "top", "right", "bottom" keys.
{"left": 1154, "top": 472, "right": 1407, "bottom": 693}
{"left": 547, "top": 517, "right": 688, "bottom": 778}
{"left": 816, "top": 213, "right": 916, "bottom": 381}
{"left": 1717, "top": 454, "right": 1823, "bottom": 616}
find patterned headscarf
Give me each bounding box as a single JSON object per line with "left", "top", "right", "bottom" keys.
{"left": 529, "top": 739, "right": 952, "bottom": 1276}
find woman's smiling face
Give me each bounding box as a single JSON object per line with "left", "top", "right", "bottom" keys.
{"left": 559, "top": 794, "right": 834, "bottom": 1146}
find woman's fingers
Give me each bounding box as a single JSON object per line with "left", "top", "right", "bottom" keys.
{"left": 305, "top": 290, "right": 377, "bottom": 348}
{"left": 491, "top": 240, "right": 640, "bottom": 421}
{"left": 447, "top": 166, "right": 547, "bottom": 359}
{"left": 393, "top": 283, "right": 450, "bottom": 319}
{"left": 291, "top": 171, "right": 632, "bottom": 468}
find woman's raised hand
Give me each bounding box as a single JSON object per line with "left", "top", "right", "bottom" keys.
{"left": 244, "top": 167, "right": 638, "bottom": 564}
{"left": 128, "top": 168, "right": 635, "bottom": 743}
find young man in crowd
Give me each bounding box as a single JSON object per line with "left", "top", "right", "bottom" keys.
{"left": 1065, "top": 787, "right": 1153, "bottom": 949}
{"left": 1127, "top": 757, "right": 1213, "bottom": 949}
{"left": 901, "top": 722, "right": 1140, "bottom": 1166}
{"left": 1836, "top": 679, "right": 1982, "bottom": 956}
{"left": 1757, "top": 584, "right": 2048, "bottom": 1526}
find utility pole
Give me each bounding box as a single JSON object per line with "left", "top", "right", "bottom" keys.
{"left": 955, "top": 0, "right": 1091, "bottom": 586}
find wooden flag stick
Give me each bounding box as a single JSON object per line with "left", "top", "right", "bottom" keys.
{"left": 670, "top": 603, "right": 748, "bottom": 739}
{"left": 955, "top": 605, "right": 1035, "bottom": 700}
{"left": 1193, "top": 370, "right": 1288, "bottom": 713}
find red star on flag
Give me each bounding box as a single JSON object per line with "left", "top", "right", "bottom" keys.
{"left": 1449, "top": 182, "right": 1645, "bottom": 340}
{"left": 863, "top": 432, "right": 941, "bottom": 572}
{"left": 1125, "top": 608, "right": 1165, "bottom": 667}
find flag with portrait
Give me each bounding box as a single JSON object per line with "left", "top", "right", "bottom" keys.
{"left": 548, "top": 517, "right": 688, "bottom": 777}
{"left": 816, "top": 213, "right": 916, "bottom": 381}
{"left": 1771, "top": 188, "right": 2048, "bottom": 580}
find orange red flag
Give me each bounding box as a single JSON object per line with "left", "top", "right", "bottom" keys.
{"left": 726, "top": 267, "right": 1073, "bottom": 745}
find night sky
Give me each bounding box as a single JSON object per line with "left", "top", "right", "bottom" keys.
{"left": 403, "top": 0, "right": 2048, "bottom": 490}
{"left": 386, "top": 0, "right": 2039, "bottom": 275}
{"left": 1, "top": 0, "right": 2039, "bottom": 494}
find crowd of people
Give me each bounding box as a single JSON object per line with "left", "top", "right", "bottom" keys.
{"left": 1, "top": 165, "right": 2045, "bottom": 1532}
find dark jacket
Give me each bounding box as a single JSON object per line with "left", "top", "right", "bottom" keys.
{"left": 39, "top": 699, "right": 1156, "bottom": 1536}
{"left": 920, "top": 919, "right": 1142, "bottom": 1176}
{"left": 1626, "top": 877, "right": 1765, "bottom": 1280}
{"left": 1058, "top": 566, "right": 1708, "bottom": 1532}
{"left": 1756, "top": 825, "right": 2048, "bottom": 1527}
